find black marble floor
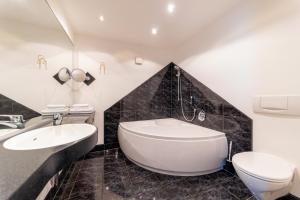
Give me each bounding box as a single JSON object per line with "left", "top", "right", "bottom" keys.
{"left": 49, "top": 149, "right": 295, "bottom": 200}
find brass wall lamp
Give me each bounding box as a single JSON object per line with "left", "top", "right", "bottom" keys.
{"left": 37, "top": 55, "right": 47, "bottom": 69}
{"left": 53, "top": 67, "right": 95, "bottom": 85}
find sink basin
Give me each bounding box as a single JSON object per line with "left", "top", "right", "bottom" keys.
{"left": 3, "top": 124, "right": 96, "bottom": 150}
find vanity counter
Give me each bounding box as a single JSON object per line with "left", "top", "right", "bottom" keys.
{"left": 0, "top": 115, "right": 98, "bottom": 200}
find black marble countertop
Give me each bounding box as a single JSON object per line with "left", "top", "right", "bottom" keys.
{"left": 0, "top": 115, "right": 98, "bottom": 200}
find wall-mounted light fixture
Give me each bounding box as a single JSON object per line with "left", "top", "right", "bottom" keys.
{"left": 37, "top": 55, "right": 47, "bottom": 69}
{"left": 99, "top": 62, "right": 106, "bottom": 74}
{"left": 53, "top": 67, "right": 95, "bottom": 86}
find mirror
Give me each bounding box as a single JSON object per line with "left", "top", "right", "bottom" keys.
{"left": 0, "top": 0, "right": 73, "bottom": 130}
{"left": 58, "top": 67, "right": 71, "bottom": 82}
{"left": 71, "top": 68, "right": 87, "bottom": 82}
{"left": 57, "top": 67, "right": 88, "bottom": 83}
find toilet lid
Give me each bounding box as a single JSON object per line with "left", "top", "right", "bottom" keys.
{"left": 233, "top": 152, "right": 294, "bottom": 182}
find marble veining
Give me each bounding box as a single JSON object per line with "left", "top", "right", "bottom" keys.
{"left": 170, "top": 65, "right": 252, "bottom": 156}
{"left": 48, "top": 148, "right": 300, "bottom": 200}
{"left": 104, "top": 64, "right": 172, "bottom": 149}
{"left": 48, "top": 149, "right": 256, "bottom": 200}
{"left": 48, "top": 149, "right": 299, "bottom": 200}
{"left": 0, "top": 93, "right": 40, "bottom": 120}
{"left": 104, "top": 62, "right": 252, "bottom": 156}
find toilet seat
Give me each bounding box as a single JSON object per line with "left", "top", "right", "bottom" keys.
{"left": 233, "top": 152, "right": 294, "bottom": 183}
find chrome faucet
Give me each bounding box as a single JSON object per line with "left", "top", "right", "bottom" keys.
{"left": 53, "top": 113, "right": 63, "bottom": 126}
{"left": 0, "top": 115, "right": 25, "bottom": 129}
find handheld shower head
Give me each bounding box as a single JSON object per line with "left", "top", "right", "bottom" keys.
{"left": 174, "top": 65, "right": 181, "bottom": 77}
{"left": 174, "top": 64, "right": 196, "bottom": 122}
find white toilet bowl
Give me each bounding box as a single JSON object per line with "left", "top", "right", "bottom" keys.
{"left": 232, "top": 152, "right": 295, "bottom": 200}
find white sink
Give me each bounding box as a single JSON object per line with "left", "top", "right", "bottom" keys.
{"left": 3, "top": 124, "right": 96, "bottom": 150}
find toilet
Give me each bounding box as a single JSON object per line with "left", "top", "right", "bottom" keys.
{"left": 232, "top": 152, "right": 295, "bottom": 200}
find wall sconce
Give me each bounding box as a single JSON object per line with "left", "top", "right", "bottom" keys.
{"left": 99, "top": 62, "right": 106, "bottom": 74}
{"left": 37, "top": 55, "right": 47, "bottom": 69}
{"left": 53, "top": 67, "right": 95, "bottom": 85}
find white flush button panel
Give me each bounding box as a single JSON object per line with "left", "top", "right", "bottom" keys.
{"left": 260, "top": 96, "right": 288, "bottom": 110}
{"left": 254, "top": 95, "right": 300, "bottom": 116}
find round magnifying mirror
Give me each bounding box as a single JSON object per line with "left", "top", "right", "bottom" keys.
{"left": 71, "top": 68, "right": 86, "bottom": 82}
{"left": 58, "top": 67, "right": 71, "bottom": 82}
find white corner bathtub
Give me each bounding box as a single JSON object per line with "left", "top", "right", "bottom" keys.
{"left": 118, "top": 118, "right": 228, "bottom": 176}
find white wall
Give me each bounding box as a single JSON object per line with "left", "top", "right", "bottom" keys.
{"left": 73, "top": 34, "right": 172, "bottom": 144}
{"left": 174, "top": 0, "right": 300, "bottom": 196}
{"left": 0, "top": 19, "right": 73, "bottom": 112}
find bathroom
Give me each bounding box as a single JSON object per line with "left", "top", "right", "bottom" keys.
{"left": 0, "top": 0, "right": 299, "bottom": 199}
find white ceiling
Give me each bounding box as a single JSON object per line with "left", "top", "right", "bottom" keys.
{"left": 59, "top": 0, "right": 241, "bottom": 48}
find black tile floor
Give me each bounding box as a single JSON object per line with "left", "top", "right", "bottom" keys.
{"left": 50, "top": 149, "right": 295, "bottom": 200}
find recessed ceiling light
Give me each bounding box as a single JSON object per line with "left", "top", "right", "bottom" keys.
{"left": 151, "top": 28, "right": 158, "bottom": 35}
{"left": 99, "top": 15, "right": 104, "bottom": 22}
{"left": 167, "top": 3, "right": 175, "bottom": 13}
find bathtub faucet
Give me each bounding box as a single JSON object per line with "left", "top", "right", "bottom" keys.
{"left": 53, "top": 113, "right": 63, "bottom": 126}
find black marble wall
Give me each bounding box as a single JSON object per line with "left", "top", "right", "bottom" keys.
{"left": 0, "top": 94, "right": 40, "bottom": 120}
{"left": 170, "top": 65, "right": 252, "bottom": 156}
{"left": 104, "top": 64, "right": 172, "bottom": 149}
{"left": 104, "top": 63, "right": 252, "bottom": 155}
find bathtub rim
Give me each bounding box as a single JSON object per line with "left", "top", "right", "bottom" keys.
{"left": 119, "top": 118, "right": 226, "bottom": 141}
